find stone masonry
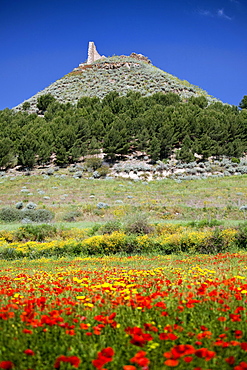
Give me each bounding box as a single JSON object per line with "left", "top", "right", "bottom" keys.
{"left": 87, "top": 41, "right": 103, "bottom": 64}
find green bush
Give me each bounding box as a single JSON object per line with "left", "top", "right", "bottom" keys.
{"left": 22, "top": 102, "right": 30, "bottom": 111}
{"left": 37, "top": 94, "right": 56, "bottom": 113}
{"left": 62, "top": 210, "right": 82, "bottom": 222}
{"left": 97, "top": 165, "right": 110, "bottom": 177}
{"left": 84, "top": 157, "right": 102, "bottom": 170}
{"left": 14, "top": 224, "right": 57, "bottom": 242}
{"left": 99, "top": 220, "right": 122, "bottom": 234}
{"left": 87, "top": 224, "right": 102, "bottom": 236}
{"left": 197, "top": 228, "right": 227, "bottom": 254}
{"left": 21, "top": 209, "right": 54, "bottom": 223}
{"left": 0, "top": 207, "right": 21, "bottom": 222}
{"left": 124, "top": 213, "right": 154, "bottom": 235}
{"left": 0, "top": 207, "right": 54, "bottom": 223}
{"left": 234, "top": 223, "right": 247, "bottom": 250}
{"left": 0, "top": 247, "right": 23, "bottom": 260}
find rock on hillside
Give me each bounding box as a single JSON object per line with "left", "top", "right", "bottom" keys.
{"left": 13, "top": 46, "right": 220, "bottom": 113}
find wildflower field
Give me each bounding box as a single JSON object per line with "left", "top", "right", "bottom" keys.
{"left": 1, "top": 253, "right": 247, "bottom": 369}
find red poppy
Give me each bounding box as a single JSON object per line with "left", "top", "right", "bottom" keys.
{"left": 23, "top": 349, "right": 35, "bottom": 356}
{"left": 183, "top": 356, "right": 193, "bottom": 363}
{"left": 0, "top": 362, "right": 14, "bottom": 370}
{"left": 234, "top": 362, "right": 247, "bottom": 370}
{"left": 225, "top": 356, "right": 235, "bottom": 365}
{"left": 130, "top": 351, "right": 150, "bottom": 368}
{"left": 164, "top": 359, "right": 179, "bottom": 367}
{"left": 195, "top": 348, "right": 216, "bottom": 361}
{"left": 101, "top": 348, "right": 114, "bottom": 358}
{"left": 229, "top": 314, "right": 241, "bottom": 322}
{"left": 92, "top": 347, "right": 114, "bottom": 369}
{"left": 125, "top": 326, "right": 153, "bottom": 347}
{"left": 172, "top": 344, "right": 195, "bottom": 357}
{"left": 159, "top": 333, "right": 178, "bottom": 341}
{"left": 235, "top": 330, "right": 243, "bottom": 339}
{"left": 0, "top": 361, "right": 15, "bottom": 370}
{"left": 22, "top": 329, "right": 33, "bottom": 334}
{"left": 54, "top": 355, "right": 81, "bottom": 369}
{"left": 241, "top": 343, "right": 247, "bottom": 351}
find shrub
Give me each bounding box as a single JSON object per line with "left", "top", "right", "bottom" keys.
{"left": 197, "top": 228, "right": 227, "bottom": 254}
{"left": 84, "top": 157, "right": 102, "bottom": 171}
{"left": 231, "top": 157, "right": 240, "bottom": 164}
{"left": 234, "top": 223, "right": 247, "bottom": 250}
{"left": 22, "top": 101, "right": 30, "bottom": 111}
{"left": 93, "top": 171, "right": 100, "bottom": 178}
{"left": 97, "top": 202, "right": 109, "bottom": 209}
{"left": 15, "top": 224, "right": 57, "bottom": 242}
{"left": 87, "top": 224, "right": 102, "bottom": 236}
{"left": 63, "top": 210, "right": 82, "bottom": 222}
{"left": 124, "top": 213, "right": 154, "bottom": 235}
{"left": 100, "top": 220, "right": 122, "bottom": 234}
{"left": 15, "top": 201, "right": 23, "bottom": 209}
{"left": 0, "top": 207, "right": 21, "bottom": 222}
{"left": 26, "top": 202, "right": 37, "bottom": 210}
{"left": 20, "top": 209, "right": 54, "bottom": 223}
{"left": 97, "top": 165, "right": 110, "bottom": 177}
{"left": 37, "top": 94, "right": 56, "bottom": 113}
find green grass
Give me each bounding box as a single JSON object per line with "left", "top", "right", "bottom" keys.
{"left": 0, "top": 174, "right": 246, "bottom": 228}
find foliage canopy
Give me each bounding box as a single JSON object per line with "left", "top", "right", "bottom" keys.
{"left": 0, "top": 92, "right": 247, "bottom": 168}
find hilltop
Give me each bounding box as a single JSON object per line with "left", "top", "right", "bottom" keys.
{"left": 1, "top": 42, "right": 246, "bottom": 172}
{"left": 13, "top": 43, "right": 220, "bottom": 113}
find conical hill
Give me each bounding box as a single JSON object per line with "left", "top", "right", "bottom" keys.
{"left": 14, "top": 53, "right": 220, "bottom": 112}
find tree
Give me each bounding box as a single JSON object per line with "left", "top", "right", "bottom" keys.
{"left": 87, "top": 136, "right": 101, "bottom": 155}
{"left": 103, "top": 119, "right": 130, "bottom": 160}
{"left": 22, "top": 102, "right": 30, "bottom": 111}
{"left": 148, "top": 136, "right": 161, "bottom": 162}
{"left": 37, "top": 94, "right": 56, "bottom": 113}
{"left": 151, "top": 92, "right": 181, "bottom": 106}
{"left": 137, "top": 127, "right": 150, "bottom": 153}
{"left": 17, "top": 136, "right": 37, "bottom": 167}
{"left": 239, "top": 96, "right": 247, "bottom": 110}
{"left": 188, "top": 96, "right": 208, "bottom": 109}
{"left": 197, "top": 134, "right": 214, "bottom": 160}
{"left": 178, "top": 135, "right": 194, "bottom": 163}
{"left": 0, "top": 138, "right": 16, "bottom": 168}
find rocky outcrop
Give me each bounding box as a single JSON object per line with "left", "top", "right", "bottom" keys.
{"left": 130, "top": 53, "right": 151, "bottom": 64}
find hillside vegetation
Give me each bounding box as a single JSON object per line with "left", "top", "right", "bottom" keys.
{"left": 1, "top": 92, "right": 247, "bottom": 168}
{"left": 14, "top": 55, "right": 220, "bottom": 112}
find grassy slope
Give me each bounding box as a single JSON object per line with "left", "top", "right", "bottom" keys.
{"left": 14, "top": 56, "right": 220, "bottom": 111}
{"left": 0, "top": 174, "right": 246, "bottom": 229}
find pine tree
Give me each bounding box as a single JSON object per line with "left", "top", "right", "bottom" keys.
{"left": 239, "top": 96, "right": 247, "bottom": 110}
{"left": 148, "top": 136, "right": 161, "bottom": 162}
{"left": 178, "top": 135, "right": 194, "bottom": 162}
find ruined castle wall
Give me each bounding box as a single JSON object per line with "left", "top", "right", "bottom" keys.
{"left": 87, "top": 42, "right": 102, "bottom": 64}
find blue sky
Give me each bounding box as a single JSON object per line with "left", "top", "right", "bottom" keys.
{"left": 0, "top": 0, "right": 246, "bottom": 110}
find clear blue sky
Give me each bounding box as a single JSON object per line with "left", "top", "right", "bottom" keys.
{"left": 0, "top": 0, "right": 247, "bottom": 110}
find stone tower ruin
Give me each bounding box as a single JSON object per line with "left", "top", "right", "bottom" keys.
{"left": 87, "top": 42, "right": 103, "bottom": 64}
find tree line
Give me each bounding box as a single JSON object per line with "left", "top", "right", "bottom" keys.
{"left": 0, "top": 92, "right": 247, "bottom": 168}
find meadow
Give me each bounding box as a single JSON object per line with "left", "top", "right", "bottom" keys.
{"left": 0, "top": 254, "right": 247, "bottom": 369}
{"left": 0, "top": 175, "right": 247, "bottom": 369}
{"left": 0, "top": 174, "right": 247, "bottom": 227}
